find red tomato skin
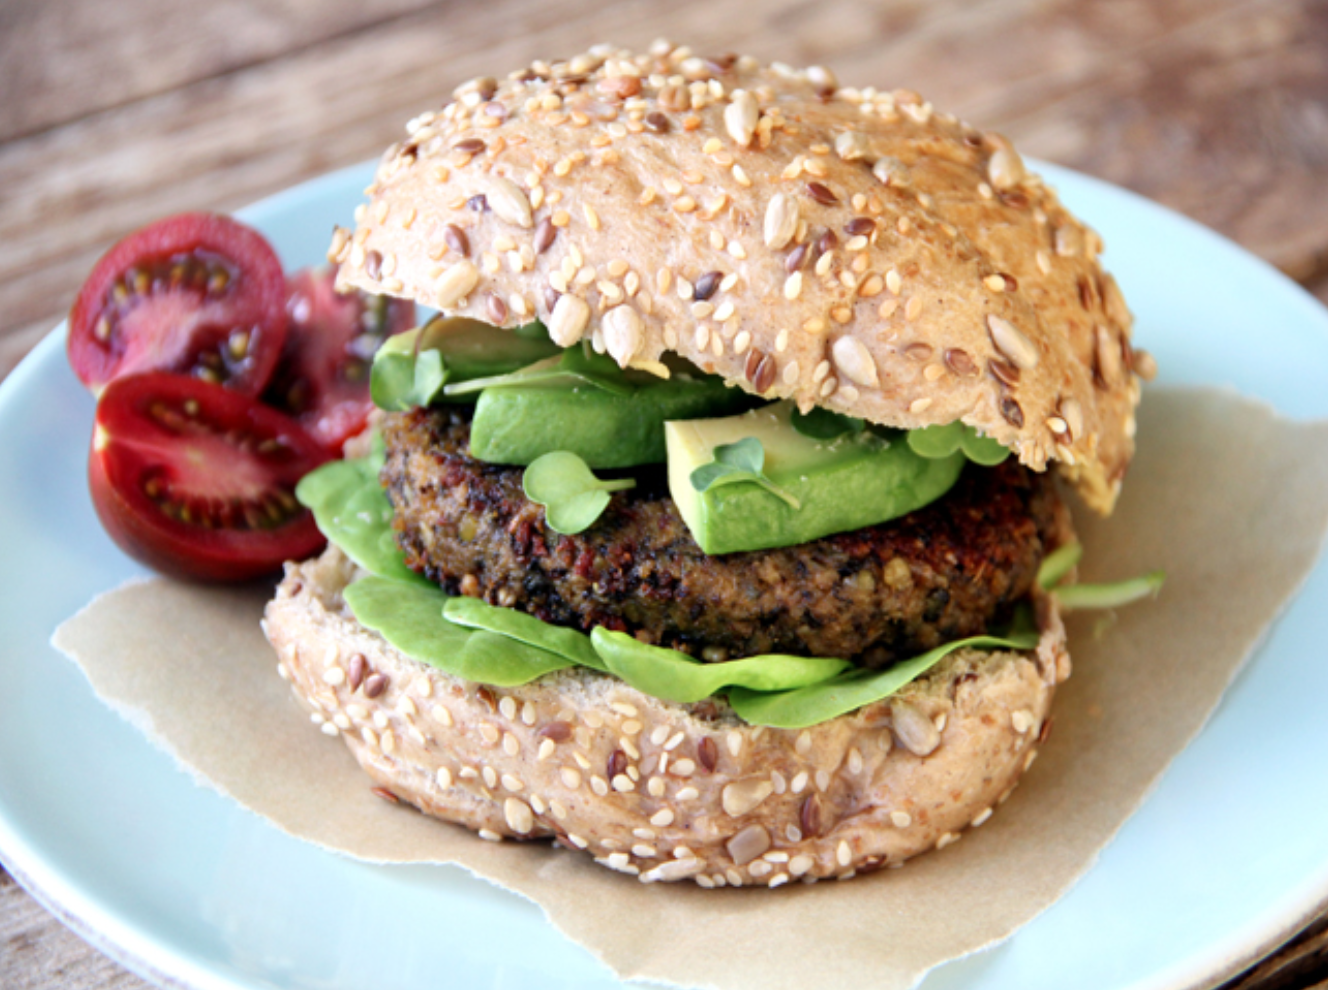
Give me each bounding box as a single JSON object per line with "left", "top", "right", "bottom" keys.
{"left": 89, "top": 373, "right": 332, "bottom": 583}
{"left": 68, "top": 213, "right": 288, "bottom": 396}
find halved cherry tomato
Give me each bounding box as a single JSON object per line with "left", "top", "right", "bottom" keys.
{"left": 69, "top": 213, "right": 287, "bottom": 396}
{"left": 89, "top": 372, "right": 332, "bottom": 582}
{"left": 263, "top": 268, "right": 415, "bottom": 450}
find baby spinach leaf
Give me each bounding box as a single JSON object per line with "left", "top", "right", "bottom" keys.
{"left": 295, "top": 447, "right": 430, "bottom": 587}
{"left": 791, "top": 407, "right": 865, "bottom": 440}
{"left": 522, "top": 451, "right": 635, "bottom": 534}
{"left": 688, "top": 437, "right": 802, "bottom": 509}
{"left": 1053, "top": 570, "right": 1165, "bottom": 610}
{"left": 727, "top": 628, "right": 1041, "bottom": 729}
{"left": 370, "top": 329, "right": 448, "bottom": 411}
{"left": 590, "top": 629, "right": 850, "bottom": 703}
{"left": 443, "top": 596, "right": 607, "bottom": 671}
{"left": 1037, "top": 542, "right": 1084, "bottom": 589}
{"left": 443, "top": 343, "right": 634, "bottom": 398}
{"left": 345, "top": 577, "right": 574, "bottom": 686}
{"left": 907, "top": 421, "right": 1010, "bottom": 466}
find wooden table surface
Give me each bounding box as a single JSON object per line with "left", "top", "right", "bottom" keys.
{"left": 3, "top": 0, "right": 1328, "bottom": 986}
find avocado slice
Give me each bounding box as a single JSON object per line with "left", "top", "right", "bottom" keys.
{"left": 469, "top": 370, "right": 754, "bottom": 468}
{"left": 665, "top": 402, "right": 966, "bottom": 555}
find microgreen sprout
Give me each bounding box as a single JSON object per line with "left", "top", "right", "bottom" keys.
{"left": 906, "top": 421, "right": 1009, "bottom": 466}
{"left": 522, "top": 451, "right": 635, "bottom": 534}
{"left": 688, "top": 437, "right": 801, "bottom": 509}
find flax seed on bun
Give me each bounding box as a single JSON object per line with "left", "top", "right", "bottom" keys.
{"left": 332, "top": 42, "right": 1149, "bottom": 514}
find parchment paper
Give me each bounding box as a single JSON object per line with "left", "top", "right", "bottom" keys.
{"left": 53, "top": 386, "right": 1328, "bottom": 990}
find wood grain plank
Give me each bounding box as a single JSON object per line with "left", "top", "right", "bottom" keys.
{"left": 4, "top": 0, "right": 1328, "bottom": 356}
{"left": 0, "top": 0, "right": 439, "bottom": 143}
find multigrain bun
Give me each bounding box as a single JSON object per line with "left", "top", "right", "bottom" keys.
{"left": 332, "top": 43, "right": 1148, "bottom": 513}
{"left": 264, "top": 545, "right": 1069, "bottom": 886}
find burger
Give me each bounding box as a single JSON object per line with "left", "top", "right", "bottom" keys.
{"left": 262, "top": 43, "right": 1151, "bottom": 887}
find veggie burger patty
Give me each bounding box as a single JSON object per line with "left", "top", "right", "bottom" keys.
{"left": 384, "top": 405, "right": 1069, "bottom": 665}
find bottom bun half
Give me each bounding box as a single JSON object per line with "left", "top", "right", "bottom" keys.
{"left": 262, "top": 546, "right": 1070, "bottom": 887}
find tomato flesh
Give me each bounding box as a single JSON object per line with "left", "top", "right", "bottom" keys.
{"left": 69, "top": 213, "right": 287, "bottom": 396}
{"left": 264, "top": 268, "right": 415, "bottom": 450}
{"left": 90, "top": 372, "right": 332, "bottom": 582}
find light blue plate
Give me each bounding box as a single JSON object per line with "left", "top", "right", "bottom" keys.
{"left": 1, "top": 162, "right": 1326, "bottom": 990}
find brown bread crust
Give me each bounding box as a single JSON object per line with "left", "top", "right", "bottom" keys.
{"left": 332, "top": 44, "right": 1146, "bottom": 512}
{"left": 263, "top": 545, "right": 1070, "bottom": 887}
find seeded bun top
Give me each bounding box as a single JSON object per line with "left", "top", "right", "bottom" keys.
{"left": 332, "top": 42, "right": 1151, "bottom": 514}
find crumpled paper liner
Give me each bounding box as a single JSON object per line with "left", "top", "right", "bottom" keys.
{"left": 52, "top": 387, "right": 1328, "bottom": 990}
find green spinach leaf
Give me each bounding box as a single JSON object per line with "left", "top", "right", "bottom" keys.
{"left": 591, "top": 629, "right": 849, "bottom": 703}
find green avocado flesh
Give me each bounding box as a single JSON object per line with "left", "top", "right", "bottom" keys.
{"left": 294, "top": 453, "right": 1043, "bottom": 726}
{"left": 666, "top": 402, "right": 967, "bottom": 555}
{"left": 469, "top": 369, "right": 752, "bottom": 468}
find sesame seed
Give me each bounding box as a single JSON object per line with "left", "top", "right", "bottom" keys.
{"left": 836, "top": 840, "right": 852, "bottom": 867}
{"left": 537, "top": 738, "right": 556, "bottom": 760}
{"left": 648, "top": 776, "right": 666, "bottom": 797}
{"left": 676, "top": 785, "right": 699, "bottom": 801}
{"left": 482, "top": 766, "right": 497, "bottom": 788}
{"left": 502, "top": 733, "right": 520, "bottom": 756}
{"left": 790, "top": 770, "right": 809, "bottom": 794}
{"left": 890, "top": 810, "right": 912, "bottom": 827}
{"left": 504, "top": 798, "right": 534, "bottom": 834}
{"left": 936, "top": 832, "right": 961, "bottom": 850}
{"left": 502, "top": 773, "right": 524, "bottom": 792}
{"left": 651, "top": 808, "right": 675, "bottom": 827}
{"left": 499, "top": 696, "right": 517, "bottom": 719}
{"left": 972, "top": 807, "right": 994, "bottom": 827}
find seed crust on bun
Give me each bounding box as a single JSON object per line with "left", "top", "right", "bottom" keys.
{"left": 332, "top": 43, "right": 1147, "bottom": 512}
{"left": 264, "top": 545, "right": 1069, "bottom": 886}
